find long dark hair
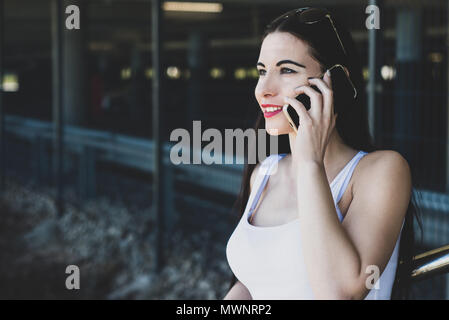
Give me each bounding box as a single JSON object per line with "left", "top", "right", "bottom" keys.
{"left": 228, "top": 7, "right": 423, "bottom": 299}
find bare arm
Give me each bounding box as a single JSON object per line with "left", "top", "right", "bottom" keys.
{"left": 295, "top": 150, "right": 411, "bottom": 299}
{"left": 223, "top": 280, "right": 252, "bottom": 300}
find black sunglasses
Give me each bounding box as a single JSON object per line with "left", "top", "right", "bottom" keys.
{"left": 284, "top": 7, "right": 348, "bottom": 56}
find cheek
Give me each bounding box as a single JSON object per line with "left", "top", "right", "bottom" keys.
{"left": 279, "top": 75, "right": 310, "bottom": 96}
{"left": 289, "top": 74, "right": 310, "bottom": 86}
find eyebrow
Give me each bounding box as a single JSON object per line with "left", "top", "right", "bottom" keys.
{"left": 257, "top": 59, "right": 306, "bottom": 69}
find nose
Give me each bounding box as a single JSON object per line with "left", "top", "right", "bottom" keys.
{"left": 256, "top": 74, "right": 279, "bottom": 99}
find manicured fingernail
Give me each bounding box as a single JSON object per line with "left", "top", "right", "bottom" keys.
{"left": 326, "top": 69, "right": 331, "bottom": 77}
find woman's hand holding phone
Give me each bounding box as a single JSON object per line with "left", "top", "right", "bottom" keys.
{"left": 283, "top": 69, "right": 338, "bottom": 168}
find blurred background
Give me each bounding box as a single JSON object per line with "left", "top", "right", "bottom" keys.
{"left": 0, "top": 0, "right": 449, "bottom": 299}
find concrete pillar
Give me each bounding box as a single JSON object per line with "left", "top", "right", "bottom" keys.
{"left": 52, "top": 0, "right": 87, "bottom": 127}
{"left": 130, "top": 46, "right": 145, "bottom": 134}
{"left": 0, "top": 0, "right": 4, "bottom": 191}
{"left": 63, "top": 0, "right": 87, "bottom": 126}
{"left": 394, "top": 7, "right": 422, "bottom": 167}
{"left": 446, "top": 3, "right": 449, "bottom": 192}
{"left": 367, "top": 0, "right": 384, "bottom": 146}
{"left": 151, "top": 0, "right": 165, "bottom": 273}
{"left": 51, "top": 0, "right": 65, "bottom": 216}
{"left": 187, "top": 30, "right": 208, "bottom": 123}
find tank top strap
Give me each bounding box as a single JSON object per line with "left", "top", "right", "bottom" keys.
{"left": 333, "top": 151, "right": 368, "bottom": 204}
{"left": 247, "top": 154, "right": 287, "bottom": 221}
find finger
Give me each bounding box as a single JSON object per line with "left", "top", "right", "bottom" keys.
{"left": 308, "top": 77, "right": 333, "bottom": 121}
{"left": 283, "top": 96, "right": 312, "bottom": 128}
{"left": 323, "top": 68, "right": 332, "bottom": 89}
{"left": 294, "top": 85, "right": 323, "bottom": 120}
{"left": 323, "top": 69, "right": 334, "bottom": 115}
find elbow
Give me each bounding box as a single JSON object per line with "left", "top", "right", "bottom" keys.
{"left": 313, "top": 289, "right": 353, "bottom": 300}
{"left": 314, "top": 288, "right": 365, "bottom": 300}
{"left": 312, "top": 276, "right": 367, "bottom": 300}
{"left": 337, "top": 279, "right": 371, "bottom": 300}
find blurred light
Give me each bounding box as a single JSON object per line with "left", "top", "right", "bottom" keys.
{"left": 210, "top": 67, "right": 225, "bottom": 79}
{"left": 121, "top": 68, "right": 132, "bottom": 80}
{"left": 380, "top": 65, "right": 396, "bottom": 81}
{"left": 163, "top": 2, "right": 223, "bottom": 13}
{"left": 234, "top": 68, "right": 246, "bottom": 80}
{"left": 362, "top": 66, "right": 369, "bottom": 81}
{"left": 2, "top": 74, "right": 19, "bottom": 92}
{"left": 247, "top": 67, "right": 259, "bottom": 79}
{"left": 428, "top": 52, "right": 443, "bottom": 63}
{"left": 145, "top": 68, "right": 153, "bottom": 79}
{"left": 166, "top": 66, "right": 181, "bottom": 79}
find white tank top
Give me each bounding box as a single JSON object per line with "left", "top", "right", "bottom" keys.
{"left": 226, "top": 151, "right": 404, "bottom": 300}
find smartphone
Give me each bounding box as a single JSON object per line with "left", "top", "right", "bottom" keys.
{"left": 282, "top": 84, "right": 320, "bottom": 133}
{"left": 282, "top": 104, "right": 299, "bottom": 134}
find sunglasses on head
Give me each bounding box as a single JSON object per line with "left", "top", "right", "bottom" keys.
{"left": 284, "top": 7, "right": 348, "bottom": 56}
{"left": 283, "top": 7, "right": 357, "bottom": 99}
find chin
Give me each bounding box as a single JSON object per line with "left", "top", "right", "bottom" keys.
{"left": 265, "top": 119, "right": 291, "bottom": 136}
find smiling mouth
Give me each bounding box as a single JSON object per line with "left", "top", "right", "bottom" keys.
{"left": 263, "top": 106, "right": 283, "bottom": 112}
{"left": 262, "top": 105, "right": 283, "bottom": 118}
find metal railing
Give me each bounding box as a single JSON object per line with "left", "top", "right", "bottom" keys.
{"left": 3, "top": 114, "right": 245, "bottom": 230}
{"left": 3, "top": 114, "right": 449, "bottom": 282}
{"left": 412, "top": 244, "right": 449, "bottom": 281}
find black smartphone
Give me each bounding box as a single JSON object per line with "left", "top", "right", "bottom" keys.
{"left": 282, "top": 84, "right": 320, "bottom": 133}
{"left": 282, "top": 104, "right": 299, "bottom": 133}
{"left": 283, "top": 66, "right": 356, "bottom": 132}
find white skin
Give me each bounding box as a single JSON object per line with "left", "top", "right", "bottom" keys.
{"left": 224, "top": 31, "right": 411, "bottom": 300}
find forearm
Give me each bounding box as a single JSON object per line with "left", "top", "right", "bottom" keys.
{"left": 223, "top": 280, "right": 253, "bottom": 300}
{"left": 296, "top": 161, "right": 361, "bottom": 299}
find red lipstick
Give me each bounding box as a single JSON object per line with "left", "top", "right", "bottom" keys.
{"left": 261, "top": 104, "right": 283, "bottom": 118}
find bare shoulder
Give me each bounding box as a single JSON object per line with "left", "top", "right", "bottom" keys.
{"left": 353, "top": 149, "right": 412, "bottom": 197}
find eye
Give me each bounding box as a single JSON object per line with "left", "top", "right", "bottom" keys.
{"left": 257, "top": 68, "right": 296, "bottom": 76}
{"left": 281, "top": 67, "right": 296, "bottom": 74}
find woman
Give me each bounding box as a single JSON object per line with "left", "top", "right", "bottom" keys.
{"left": 224, "top": 7, "right": 421, "bottom": 300}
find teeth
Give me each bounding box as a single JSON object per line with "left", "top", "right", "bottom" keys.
{"left": 265, "top": 106, "right": 282, "bottom": 112}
